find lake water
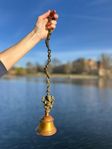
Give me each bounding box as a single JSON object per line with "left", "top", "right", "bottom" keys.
{"left": 0, "top": 77, "right": 112, "bottom": 149}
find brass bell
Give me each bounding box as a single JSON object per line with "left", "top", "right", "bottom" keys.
{"left": 36, "top": 10, "right": 58, "bottom": 137}
{"left": 36, "top": 114, "right": 57, "bottom": 136}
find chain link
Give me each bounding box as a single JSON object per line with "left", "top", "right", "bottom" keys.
{"left": 42, "top": 30, "right": 55, "bottom": 116}
{"left": 44, "top": 30, "right": 52, "bottom": 95}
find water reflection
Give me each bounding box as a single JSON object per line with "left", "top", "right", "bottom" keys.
{"left": 0, "top": 77, "right": 112, "bottom": 149}
{"left": 51, "top": 77, "right": 112, "bottom": 89}
{"left": 5, "top": 76, "right": 112, "bottom": 89}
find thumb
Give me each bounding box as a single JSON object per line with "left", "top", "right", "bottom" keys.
{"left": 40, "top": 10, "right": 51, "bottom": 19}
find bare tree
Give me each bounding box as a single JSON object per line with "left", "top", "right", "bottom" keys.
{"left": 26, "top": 62, "right": 36, "bottom": 74}
{"left": 100, "top": 54, "right": 112, "bottom": 69}
{"left": 72, "top": 58, "right": 85, "bottom": 74}
{"left": 52, "top": 58, "right": 61, "bottom": 67}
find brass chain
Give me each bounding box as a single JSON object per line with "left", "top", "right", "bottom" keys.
{"left": 44, "top": 30, "right": 52, "bottom": 96}
{"left": 42, "top": 30, "right": 55, "bottom": 116}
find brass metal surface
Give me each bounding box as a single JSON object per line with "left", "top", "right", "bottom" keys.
{"left": 36, "top": 11, "right": 57, "bottom": 137}
{"left": 37, "top": 115, "right": 57, "bottom": 136}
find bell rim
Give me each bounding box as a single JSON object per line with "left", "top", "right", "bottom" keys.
{"left": 37, "top": 128, "right": 57, "bottom": 136}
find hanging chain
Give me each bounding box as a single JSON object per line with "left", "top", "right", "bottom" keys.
{"left": 44, "top": 30, "right": 52, "bottom": 96}
{"left": 42, "top": 29, "right": 55, "bottom": 116}
{"left": 41, "top": 10, "right": 56, "bottom": 116}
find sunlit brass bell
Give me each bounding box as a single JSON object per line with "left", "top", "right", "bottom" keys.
{"left": 36, "top": 115, "right": 57, "bottom": 136}
{"left": 36, "top": 10, "right": 57, "bottom": 137}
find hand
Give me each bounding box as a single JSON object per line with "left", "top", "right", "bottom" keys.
{"left": 34, "top": 10, "right": 58, "bottom": 41}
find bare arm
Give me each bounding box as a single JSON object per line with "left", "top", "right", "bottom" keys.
{"left": 0, "top": 29, "right": 41, "bottom": 70}
{"left": 0, "top": 10, "right": 58, "bottom": 70}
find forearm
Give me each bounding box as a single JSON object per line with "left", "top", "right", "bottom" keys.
{"left": 0, "top": 28, "right": 40, "bottom": 70}
{"left": 0, "top": 10, "right": 58, "bottom": 72}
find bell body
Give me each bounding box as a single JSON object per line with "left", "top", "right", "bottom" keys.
{"left": 36, "top": 115, "right": 57, "bottom": 136}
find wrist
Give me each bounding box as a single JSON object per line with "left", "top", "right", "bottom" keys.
{"left": 32, "top": 26, "right": 42, "bottom": 42}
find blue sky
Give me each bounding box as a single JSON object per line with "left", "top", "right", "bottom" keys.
{"left": 0, "top": 0, "right": 112, "bottom": 66}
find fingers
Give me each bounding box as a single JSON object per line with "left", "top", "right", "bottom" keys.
{"left": 39, "top": 10, "right": 51, "bottom": 19}
{"left": 38, "top": 10, "right": 58, "bottom": 31}
{"left": 51, "top": 20, "right": 57, "bottom": 25}
{"left": 54, "top": 14, "right": 59, "bottom": 20}
{"left": 46, "top": 20, "right": 57, "bottom": 30}
{"left": 39, "top": 10, "right": 59, "bottom": 20}
{"left": 47, "top": 24, "right": 56, "bottom": 30}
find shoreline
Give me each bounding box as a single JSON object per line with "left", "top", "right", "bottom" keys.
{"left": 2, "top": 73, "right": 100, "bottom": 80}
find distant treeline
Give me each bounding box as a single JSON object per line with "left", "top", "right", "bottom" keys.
{"left": 8, "top": 54, "right": 112, "bottom": 77}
